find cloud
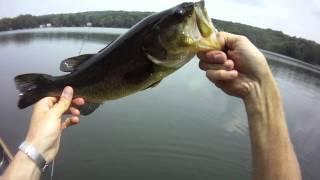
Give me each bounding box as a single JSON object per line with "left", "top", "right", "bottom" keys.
{"left": 205, "top": 0, "right": 320, "bottom": 43}
{"left": 312, "top": 0, "right": 320, "bottom": 14}
{"left": 226, "top": 0, "right": 265, "bottom": 7}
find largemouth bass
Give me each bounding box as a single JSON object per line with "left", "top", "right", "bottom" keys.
{"left": 15, "top": 1, "right": 221, "bottom": 115}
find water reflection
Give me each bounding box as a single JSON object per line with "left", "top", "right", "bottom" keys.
{"left": 268, "top": 59, "right": 320, "bottom": 180}
{"left": 270, "top": 59, "right": 320, "bottom": 89}
{"left": 0, "top": 32, "right": 119, "bottom": 46}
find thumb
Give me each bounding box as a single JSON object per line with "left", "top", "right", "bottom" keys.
{"left": 52, "top": 86, "right": 73, "bottom": 115}
{"left": 218, "top": 32, "right": 242, "bottom": 50}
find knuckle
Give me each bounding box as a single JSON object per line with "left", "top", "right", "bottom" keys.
{"left": 239, "top": 35, "right": 249, "bottom": 42}
{"left": 206, "top": 70, "right": 221, "bottom": 82}
{"left": 197, "top": 52, "right": 205, "bottom": 60}
{"left": 214, "top": 81, "right": 224, "bottom": 88}
{"left": 60, "top": 99, "right": 70, "bottom": 108}
{"left": 199, "top": 61, "right": 206, "bottom": 70}
{"left": 206, "top": 70, "right": 215, "bottom": 81}
{"left": 224, "top": 61, "right": 234, "bottom": 70}
{"left": 215, "top": 70, "right": 224, "bottom": 78}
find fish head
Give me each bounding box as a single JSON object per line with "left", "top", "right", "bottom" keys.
{"left": 143, "top": 1, "right": 221, "bottom": 68}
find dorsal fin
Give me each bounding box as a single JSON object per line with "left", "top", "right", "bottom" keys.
{"left": 60, "top": 54, "right": 94, "bottom": 72}
{"left": 98, "top": 40, "right": 115, "bottom": 53}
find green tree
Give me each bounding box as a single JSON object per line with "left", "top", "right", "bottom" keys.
{"left": 11, "top": 15, "right": 38, "bottom": 29}
{"left": 0, "top": 11, "right": 319, "bottom": 66}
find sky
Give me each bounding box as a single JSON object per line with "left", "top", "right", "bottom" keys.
{"left": 0, "top": 0, "right": 319, "bottom": 43}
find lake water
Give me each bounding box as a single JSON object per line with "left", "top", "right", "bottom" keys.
{"left": 0, "top": 28, "right": 320, "bottom": 180}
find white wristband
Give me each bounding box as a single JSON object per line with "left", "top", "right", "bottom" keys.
{"left": 18, "top": 141, "right": 48, "bottom": 172}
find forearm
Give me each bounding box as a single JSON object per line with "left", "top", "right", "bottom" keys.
{"left": 243, "top": 75, "right": 301, "bottom": 180}
{"left": 3, "top": 151, "right": 41, "bottom": 180}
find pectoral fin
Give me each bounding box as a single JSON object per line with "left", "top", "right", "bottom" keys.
{"left": 78, "top": 102, "right": 102, "bottom": 115}
{"left": 60, "top": 54, "right": 94, "bottom": 72}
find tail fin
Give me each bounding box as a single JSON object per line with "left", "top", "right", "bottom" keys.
{"left": 14, "top": 73, "right": 55, "bottom": 109}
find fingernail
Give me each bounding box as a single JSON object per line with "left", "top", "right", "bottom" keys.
{"left": 62, "top": 86, "right": 72, "bottom": 99}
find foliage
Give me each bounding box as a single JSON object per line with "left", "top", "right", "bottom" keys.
{"left": 0, "top": 11, "right": 319, "bottom": 66}
{"left": 213, "top": 19, "right": 320, "bottom": 65}
{"left": 0, "top": 11, "right": 151, "bottom": 31}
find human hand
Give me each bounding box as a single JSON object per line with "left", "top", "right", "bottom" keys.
{"left": 198, "top": 32, "right": 273, "bottom": 98}
{"left": 24, "top": 86, "right": 85, "bottom": 162}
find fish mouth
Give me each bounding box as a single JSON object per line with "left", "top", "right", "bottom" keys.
{"left": 193, "top": 1, "right": 221, "bottom": 51}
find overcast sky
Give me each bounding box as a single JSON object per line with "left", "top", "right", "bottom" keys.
{"left": 0, "top": 0, "right": 319, "bottom": 43}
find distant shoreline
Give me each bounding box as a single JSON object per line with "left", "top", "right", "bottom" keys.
{"left": 0, "top": 27, "right": 128, "bottom": 35}
{"left": 262, "top": 50, "right": 320, "bottom": 74}
{"left": 0, "top": 27, "right": 319, "bottom": 74}
{"left": 1, "top": 11, "right": 319, "bottom": 67}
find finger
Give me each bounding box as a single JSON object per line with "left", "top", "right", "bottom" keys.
{"left": 199, "top": 60, "right": 234, "bottom": 71}
{"left": 197, "top": 51, "right": 227, "bottom": 64}
{"left": 197, "top": 51, "right": 206, "bottom": 60}
{"left": 218, "top": 32, "right": 244, "bottom": 50}
{"left": 214, "top": 80, "right": 228, "bottom": 89}
{"left": 226, "top": 49, "right": 240, "bottom": 61}
{"left": 199, "top": 61, "right": 225, "bottom": 71}
{"left": 52, "top": 86, "right": 73, "bottom": 115}
{"left": 70, "top": 107, "right": 80, "bottom": 116}
{"left": 44, "top": 97, "right": 58, "bottom": 105}
{"left": 206, "top": 69, "right": 238, "bottom": 82}
{"left": 35, "top": 97, "right": 57, "bottom": 106}
{"left": 64, "top": 106, "right": 81, "bottom": 116}
{"left": 63, "top": 98, "right": 85, "bottom": 115}
{"left": 61, "top": 116, "right": 80, "bottom": 130}
{"left": 224, "top": 60, "right": 235, "bottom": 70}
{"left": 33, "top": 97, "right": 58, "bottom": 112}
{"left": 72, "top": 98, "right": 85, "bottom": 106}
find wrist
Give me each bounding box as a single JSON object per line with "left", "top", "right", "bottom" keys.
{"left": 19, "top": 141, "right": 49, "bottom": 172}
{"left": 242, "top": 73, "right": 279, "bottom": 106}
{"left": 16, "top": 151, "right": 41, "bottom": 172}
{"left": 242, "top": 72, "right": 285, "bottom": 131}
{"left": 241, "top": 72, "right": 288, "bottom": 140}
{"left": 25, "top": 135, "right": 54, "bottom": 162}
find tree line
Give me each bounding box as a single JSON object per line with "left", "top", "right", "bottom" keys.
{"left": 0, "top": 11, "right": 151, "bottom": 30}
{"left": 0, "top": 11, "right": 319, "bottom": 66}
{"left": 213, "top": 19, "right": 320, "bottom": 66}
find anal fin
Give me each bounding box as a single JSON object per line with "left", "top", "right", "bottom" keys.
{"left": 143, "top": 80, "right": 162, "bottom": 90}
{"left": 78, "top": 102, "right": 102, "bottom": 116}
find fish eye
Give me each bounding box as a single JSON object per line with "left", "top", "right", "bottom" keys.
{"left": 175, "top": 7, "right": 186, "bottom": 17}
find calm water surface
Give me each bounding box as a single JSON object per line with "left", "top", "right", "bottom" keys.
{"left": 0, "top": 28, "right": 319, "bottom": 180}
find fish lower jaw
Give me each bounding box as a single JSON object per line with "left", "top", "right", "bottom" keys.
{"left": 195, "top": 36, "right": 222, "bottom": 52}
